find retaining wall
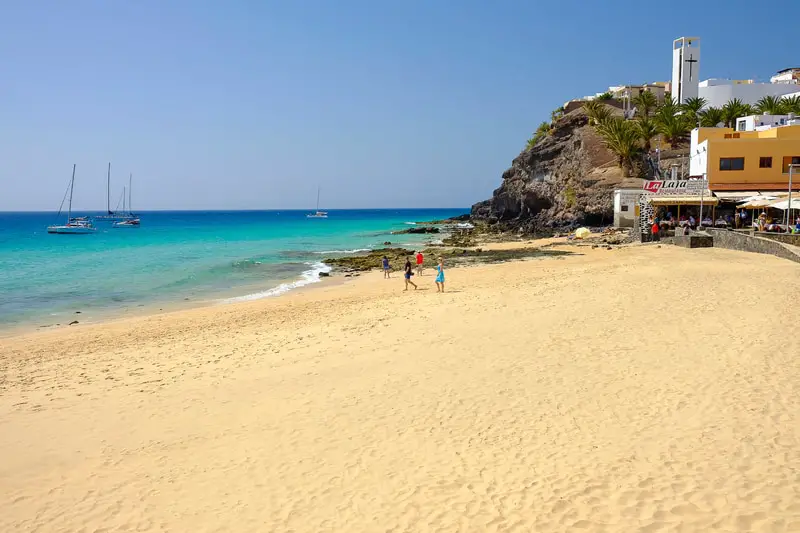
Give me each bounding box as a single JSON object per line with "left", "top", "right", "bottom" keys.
{"left": 705, "top": 228, "right": 800, "bottom": 264}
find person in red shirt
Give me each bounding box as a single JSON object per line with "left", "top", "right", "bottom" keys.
{"left": 415, "top": 251, "right": 424, "bottom": 276}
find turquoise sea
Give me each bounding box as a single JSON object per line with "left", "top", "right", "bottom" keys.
{"left": 0, "top": 209, "right": 466, "bottom": 328}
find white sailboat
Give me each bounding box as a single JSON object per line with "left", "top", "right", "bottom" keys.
{"left": 113, "top": 174, "right": 140, "bottom": 227}
{"left": 47, "top": 165, "right": 97, "bottom": 234}
{"left": 96, "top": 163, "right": 136, "bottom": 222}
{"left": 306, "top": 187, "right": 328, "bottom": 218}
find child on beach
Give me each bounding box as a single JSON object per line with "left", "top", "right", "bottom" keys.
{"left": 435, "top": 257, "right": 445, "bottom": 293}
{"left": 403, "top": 258, "right": 417, "bottom": 291}
{"left": 415, "top": 251, "right": 424, "bottom": 276}
{"left": 382, "top": 256, "right": 391, "bottom": 278}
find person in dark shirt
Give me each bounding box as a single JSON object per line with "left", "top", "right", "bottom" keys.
{"left": 403, "top": 257, "right": 417, "bottom": 291}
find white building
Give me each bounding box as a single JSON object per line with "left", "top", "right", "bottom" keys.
{"left": 770, "top": 68, "right": 800, "bottom": 84}
{"left": 613, "top": 188, "right": 642, "bottom": 228}
{"left": 782, "top": 90, "right": 800, "bottom": 102}
{"left": 734, "top": 114, "right": 791, "bottom": 132}
{"left": 689, "top": 129, "right": 708, "bottom": 178}
{"left": 671, "top": 37, "right": 701, "bottom": 103}
{"left": 698, "top": 79, "right": 800, "bottom": 109}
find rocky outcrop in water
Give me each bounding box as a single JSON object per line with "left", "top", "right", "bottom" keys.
{"left": 471, "top": 108, "right": 637, "bottom": 232}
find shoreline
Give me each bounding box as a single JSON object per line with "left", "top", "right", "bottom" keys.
{"left": 0, "top": 231, "right": 604, "bottom": 339}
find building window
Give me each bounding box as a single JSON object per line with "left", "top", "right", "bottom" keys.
{"left": 760, "top": 157, "right": 772, "bottom": 168}
{"left": 621, "top": 205, "right": 629, "bottom": 212}
{"left": 720, "top": 157, "right": 745, "bottom": 171}
{"left": 737, "top": 120, "right": 747, "bottom": 131}
{"left": 782, "top": 156, "right": 800, "bottom": 173}
{"left": 780, "top": 118, "right": 786, "bottom": 125}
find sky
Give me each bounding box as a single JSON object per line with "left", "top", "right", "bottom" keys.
{"left": 2, "top": 0, "right": 799, "bottom": 211}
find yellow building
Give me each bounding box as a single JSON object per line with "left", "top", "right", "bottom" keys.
{"left": 690, "top": 125, "right": 800, "bottom": 191}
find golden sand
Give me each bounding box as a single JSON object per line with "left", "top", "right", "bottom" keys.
{"left": 1, "top": 245, "right": 799, "bottom": 532}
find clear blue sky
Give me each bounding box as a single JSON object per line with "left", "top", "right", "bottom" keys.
{"left": 2, "top": 0, "right": 798, "bottom": 211}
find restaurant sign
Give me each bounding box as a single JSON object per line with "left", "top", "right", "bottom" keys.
{"left": 643, "top": 180, "right": 707, "bottom": 195}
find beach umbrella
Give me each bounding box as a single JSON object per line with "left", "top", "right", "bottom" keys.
{"left": 574, "top": 227, "right": 591, "bottom": 239}
{"left": 769, "top": 199, "right": 800, "bottom": 211}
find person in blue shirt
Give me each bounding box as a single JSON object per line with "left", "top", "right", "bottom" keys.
{"left": 382, "top": 256, "right": 391, "bottom": 278}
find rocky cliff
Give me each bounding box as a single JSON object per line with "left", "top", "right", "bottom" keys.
{"left": 471, "top": 108, "right": 638, "bottom": 231}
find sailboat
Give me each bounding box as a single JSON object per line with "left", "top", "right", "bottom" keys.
{"left": 47, "top": 165, "right": 97, "bottom": 234}
{"left": 113, "top": 174, "right": 140, "bottom": 227}
{"left": 96, "top": 163, "right": 136, "bottom": 222}
{"left": 306, "top": 187, "right": 328, "bottom": 218}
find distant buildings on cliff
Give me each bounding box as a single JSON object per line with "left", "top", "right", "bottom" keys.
{"left": 671, "top": 37, "right": 800, "bottom": 108}
{"left": 568, "top": 37, "right": 800, "bottom": 111}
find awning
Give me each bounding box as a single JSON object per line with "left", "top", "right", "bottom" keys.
{"left": 738, "top": 194, "right": 786, "bottom": 208}
{"left": 649, "top": 195, "right": 718, "bottom": 206}
{"left": 713, "top": 191, "right": 760, "bottom": 201}
{"left": 769, "top": 199, "right": 800, "bottom": 210}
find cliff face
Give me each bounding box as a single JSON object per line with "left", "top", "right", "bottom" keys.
{"left": 471, "top": 108, "right": 635, "bottom": 231}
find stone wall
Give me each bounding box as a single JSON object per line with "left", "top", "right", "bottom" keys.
{"left": 755, "top": 232, "right": 800, "bottom": 247}
{"left": 705, "top": 229, "right": 800, "bottom": 264}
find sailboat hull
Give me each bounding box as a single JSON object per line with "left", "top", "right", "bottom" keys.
{"left": 47, "top": 225, "right": 97, "bottom": 234}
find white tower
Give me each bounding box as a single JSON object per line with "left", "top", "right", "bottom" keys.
{"left": 671, "top": 37, "right": 700, "bottom": 103}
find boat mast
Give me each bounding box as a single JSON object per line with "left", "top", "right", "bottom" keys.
{"left": 107, "top": 162, "right": 112, "bottom": 214}
{"left": 129, "top": 173, "right": 132, "bottom": 214}
{"left": 316, "top": 187, "right": 320, "bottom": 211}
{"left": 122, "top": 186, "right": 126, "bottom": 212}
{"left": 68, "top": 164, "right": 76, "bottom": 223}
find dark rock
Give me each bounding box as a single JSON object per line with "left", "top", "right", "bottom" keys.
{"left": 471, "top": 107, "right": 670, "bottom": 233}
{"left": 383, "top": 241, "right": 392, "bottom": 245}
{"left": 75, "top": 311, "right": 81, "bottom": 314}
{"left": 393, "top": 227, "right": 440, "bottom": 235}
{"left": 69, "top": 320, "right": 79, "bottom": 325}
{"left": 318, "top": 272, "right": 330, "bottom": 277}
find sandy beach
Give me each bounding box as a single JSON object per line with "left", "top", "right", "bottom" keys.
{"left": 1, "top": 244, "right": 799, "bottom": 532}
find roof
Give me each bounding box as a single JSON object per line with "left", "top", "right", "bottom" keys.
{"left": 650, "top": 195, "right": 718, "bottom": 206}
{"left": 776, "top": 68, "right": 800, "bottom": 74}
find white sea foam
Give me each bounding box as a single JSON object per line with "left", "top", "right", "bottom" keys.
{"left": 219, "top": 262, "right": 333, "bottom": 303}
{"left": 404, "top": 221, "right": 417, "bottom": 225}
{"left": 313, "top": 248, "right": 371, "bottom": 254}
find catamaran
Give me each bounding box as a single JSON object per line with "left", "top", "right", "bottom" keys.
{"left": 96, "top": 163, "right": 137, "bottom": 222}
{"left": 306, "top": 187, "right": 328, "bottom": 218}
{"left": 113, "top": 174, "right": 140, "bottom": 227}
{"left": 47, "top": 165, "right": 97, "bottom": 234}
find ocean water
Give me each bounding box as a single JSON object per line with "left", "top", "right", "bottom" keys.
{"left": 0, "top": 209, "right": 466, "bottom": 328}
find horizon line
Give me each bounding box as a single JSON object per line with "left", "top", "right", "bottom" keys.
{"left": 0, "top": 207, "right": 472, "bottom": 214}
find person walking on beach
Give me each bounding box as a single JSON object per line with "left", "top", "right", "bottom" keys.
{"left": 415, "top": 251, "right": 424, "bottom": 276}
{"left": 435, "top": 256, "right": 445, "bottom": 293}
{"left": 403, "top": 257, "right": 417, "bottom": 291}
{"left": 382, "top": 256, "right": 391, "bottom": 278}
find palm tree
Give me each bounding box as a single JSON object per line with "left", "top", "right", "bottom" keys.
{"left": 597, "top": 92, "right": 613, "bottom": 101}
{"left": 681, "top": 96, "right": 707, "bottom": 124}
{"left": 526, "top": 122, "right": 551, "bottom": 149}
{"left": 782, "top": 95, "right": 800, "bottom": 114}
{"left": 595, "top": 117, "right": 642, "bottom": 177}
{"left": 698, "top": 106, "right": 723, "bottom": 127}
{"left": 656, "top": 113, "right": 691, "bottom": 147}
{"left": 635, "top": 116, "right": 659, "bottom": 151}
{"left": 583, "top": 100, "right": 613, "bottom": 126}
{"left": 721, "top": 98, "right": 749, "bottom": 128}
{"left": 633, "top": 91, "right": 658, "bottom": 117}
{"left": 550, "top": 107, "right": 565, "bottom": 124}
{"left": 755, "top": 95, "right": 786, "bottom": 115}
